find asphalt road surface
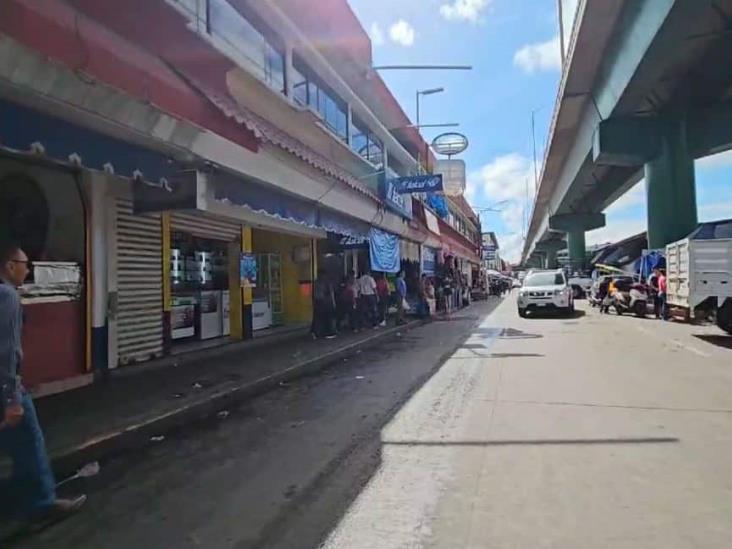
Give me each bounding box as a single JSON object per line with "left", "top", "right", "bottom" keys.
{"left": 11, "top": 296, "right": 732, "bottom": 548}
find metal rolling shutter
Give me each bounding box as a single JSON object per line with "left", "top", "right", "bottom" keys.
{"left": 171, "top": 211, "right": 241, "bottom": 242}
{"left": 116, "top": 199, "right": 163, "bottom": 365}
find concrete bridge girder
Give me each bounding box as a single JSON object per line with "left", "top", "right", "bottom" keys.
{"left": 524, "top": 0, "right": 722, "bottom": 263}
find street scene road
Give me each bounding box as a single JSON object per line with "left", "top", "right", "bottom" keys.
{"left": 14, "top": 297, "right": 732, "bottom": 549}
{"left": 3, "top": 1, "right": 732, "bottom": 547}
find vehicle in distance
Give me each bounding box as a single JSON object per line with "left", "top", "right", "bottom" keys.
{"left": 517, "top": 269, "right": 574, "bottom": 318}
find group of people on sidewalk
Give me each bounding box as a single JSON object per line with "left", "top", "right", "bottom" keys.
{"left": 416, "top": 269, "right": 471, "bottom": 320}
{"left": 311, "top": 269, "right": 408, "bottom": 339}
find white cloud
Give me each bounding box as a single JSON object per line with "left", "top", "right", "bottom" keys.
{"left": 469, "top": 153, "right": 535, "bottom": 263}
{"left": 699, "top": 201, "right": 732, "bottom": 221}
{"left": 605, "top": 181, "right": 645, "bottom": 215}
{"left": 586, "top": 218, "right": 646, "bottom": 247}
{"left": 369, "top": 22, "right": 385, "bottom": 46}
{"left": 497, "top": 233, "right": 525, "bottom": 266}
{"left": 696, "top": 149, "right": 732, "bottom": 170}
{"left": 389, "top": 19, "right": 415, "bottom": 47}
{"left": 472, "top": 153, "right": 534, "bottom": 204}
{"left": 513, "top": 35, "right": 562, "bottom": 74}
{"left": 439, "top": 0, "right": 491, "bottom": 24}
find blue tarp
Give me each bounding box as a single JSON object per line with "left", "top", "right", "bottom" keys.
{"left": 426, "top": 193, "right": 449, "bottom": 218}
{"left": 369, "top": 227, "right": 401, "bottom": 273}
{"left": 638, "top": 250, "right": 666, "bottom": 280}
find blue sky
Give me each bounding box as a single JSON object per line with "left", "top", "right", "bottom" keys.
{"left": 346, "top": 0, "right": 732, "bottom": 262}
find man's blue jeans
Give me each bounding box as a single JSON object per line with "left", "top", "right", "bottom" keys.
{"left": 0, "top": 392, "right": 56, "bottom": 517}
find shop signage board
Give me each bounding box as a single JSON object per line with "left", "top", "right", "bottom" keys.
{"left": 240, "top": 253, "right": 257, "bottom": 288}
{"left": 133, "top": 170, "right": 199, "bottom": 214}
{"left": 380, "top": 178, "right": 413, "bottom": 219}
{"left": 390, "top": 174, "right": 444, "bottom": 194}
{"left": 339, "top": 235, "right": 369, "bottom": 249}
{"left": 435, "top": 160, "right": 466, "bottom": 196}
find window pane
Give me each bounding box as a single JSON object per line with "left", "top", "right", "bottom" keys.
{"left": 335, "top": 107, "right": 348, "bottom": 139}
{"left": 209, "top": 0, "right": 265, "bottom": 76}
{"left": 308, "top": 82, "right": 318, "bottom": 110}
{"left": 352, "top": 121, "right": 369, "bottom": 158}
{"left": 368, "top": 137, "right": 384, "bottom": 167}
{"left": 266, "top": 43, "right": 285, "bottom": 93}
{"left": 317, "top": 87, "right": 328, "bottom": 119}
{"left": 324, "top": 93, "right": 337, "bottom": 130}
{"left": 292, "top": 67, "right": 308, "bottom": 106}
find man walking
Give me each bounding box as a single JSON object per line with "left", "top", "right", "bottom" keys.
{"left": 395, "top": 271, "right": 407, "bottom": 325}
{"left": 357, "top": 270, "right": 378, "bottom": 328}
{"left": 376, "top": 273, "right": 390, "bottom": 327}
{"left": 658, "top": 268, "right": 669, "bottom": 321}
{"left": 0, "top": 242, "right": 86, "bottom": 523}
{"left": 312, "top": 269, "right": 336, "bottom": 339}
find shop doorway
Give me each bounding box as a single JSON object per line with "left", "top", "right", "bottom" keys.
{"left": 0, "top": 156, "right": 87, "bottom": 386}
{"left": 169, "top": 231, "right": 232, "bottom": 347}
{"left": 252, "top": 228, "right": 313, "bottom": 332}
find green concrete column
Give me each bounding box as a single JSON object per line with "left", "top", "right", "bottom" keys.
{"left": 567, "top": 230, "right": 586, "bottom": 271}
{"left": 644, "top": 115, "right": 697, "bottom": 249}
{"left": 545, "top": 247, "right": 558, "bottom": 269}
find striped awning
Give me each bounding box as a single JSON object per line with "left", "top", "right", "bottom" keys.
{"left": 183, "top": 77, "right": 379, "bottom": 203}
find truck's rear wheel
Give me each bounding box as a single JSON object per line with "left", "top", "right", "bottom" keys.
{"left": 717, "top": 300, "right": 732, "bottom": 335}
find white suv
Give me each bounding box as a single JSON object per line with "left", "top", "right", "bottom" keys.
{"left": 517, "top": 269, "right": 574, "bottom": 317}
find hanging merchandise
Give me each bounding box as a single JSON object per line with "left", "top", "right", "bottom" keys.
{"left": 369, "top": 228, "right": 401, "bottom": 273}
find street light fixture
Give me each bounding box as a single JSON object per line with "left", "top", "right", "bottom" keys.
{"left": 473, "top": 200, "right": 509, "bottom": 213}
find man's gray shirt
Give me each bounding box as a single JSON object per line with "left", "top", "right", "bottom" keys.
{"left": 0, "top": 282, "right": 23, "bottom": 407}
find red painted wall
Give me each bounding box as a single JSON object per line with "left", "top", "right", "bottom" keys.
{"left": 22, "top": 300, "right": 85, "bottom": 387}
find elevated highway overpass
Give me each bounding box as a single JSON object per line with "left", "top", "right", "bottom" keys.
{"left": 523, "top": 0, "right": 732, "bottom": 268}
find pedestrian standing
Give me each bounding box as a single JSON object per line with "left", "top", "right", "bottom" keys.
{"left": 395, "top": 271, "right": 407, "bottom": 325}
{"left": 649, "top": 268, "right": 661, "bottom": 319}
{"left": 658, "top": 268, "right": 668, "bottom": 321}
{"left": 0, "top": 242, "right": 86, "bottom": 523}
{"left": 442, "top": 274, "right": 454, "bottom": 320}
{"left": 312, "top": 269, "right": 336, "bottom": 339}
{"left": 338, "top": 272, "right": 358, "bottom": 332}
{"left": 376, "top": 273, "right": 390, "bottom": 327}
{"left": 357, "top": 270, "right": 378, "bottom": 328}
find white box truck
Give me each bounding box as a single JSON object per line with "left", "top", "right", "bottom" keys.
{"left": 665, "top": 236, "right": 732, "bottom": 334}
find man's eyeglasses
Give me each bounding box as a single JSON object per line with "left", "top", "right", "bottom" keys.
{"left": 10, "top": 259, "right": 33, "bottom": 269}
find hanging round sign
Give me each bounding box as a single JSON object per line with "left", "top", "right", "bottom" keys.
{"left": 431, "top": 132, "right": 469, "bottom": 156}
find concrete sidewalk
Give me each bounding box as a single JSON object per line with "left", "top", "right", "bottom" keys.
{"left": 8, "top": 316, "right": 426, "bottom": 477}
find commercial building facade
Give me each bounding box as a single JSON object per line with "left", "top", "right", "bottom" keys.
{"left": 0, "top": 0, "right": 480, "bottom": 394}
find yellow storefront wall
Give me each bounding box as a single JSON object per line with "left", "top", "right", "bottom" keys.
{"left": 252, "top": 229, "right": 313, "bottom": 324}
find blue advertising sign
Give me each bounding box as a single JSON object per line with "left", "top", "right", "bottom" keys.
{"left": 391, "top": 174, "right": 443, "bottom": 194}
{"left": 240, "top": 253, "right": 257, "bottom": 288}
{"left": 381, "top": 179, "right": 413, "bottom": 219}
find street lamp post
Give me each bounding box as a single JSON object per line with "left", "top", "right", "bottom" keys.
{"left": 416, "top": 87, "right": 444, "bottom": 129}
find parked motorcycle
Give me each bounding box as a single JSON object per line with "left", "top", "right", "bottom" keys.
{"left": 611, "top": 279, "right": 648, "bottom": 318}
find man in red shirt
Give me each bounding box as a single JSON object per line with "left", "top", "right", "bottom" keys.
{"left": 658, "top": 269, "right": 668, "bottom": 321}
